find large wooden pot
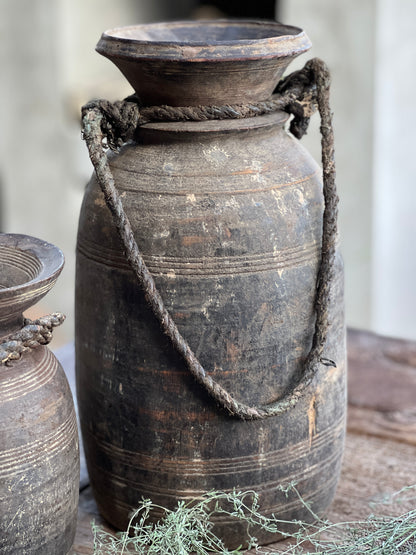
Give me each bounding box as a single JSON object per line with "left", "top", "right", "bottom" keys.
{"left": 0, "top": 234, "right": 79, "bottom": 555}
{"left": 76, "top": 20, "right": 346, "bottom": 547}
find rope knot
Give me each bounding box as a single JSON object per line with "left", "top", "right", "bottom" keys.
{"left": 0, "top": 313, "right": 66, "bottom": 365}
{"left": 82, "top": 98, "right": 141, "bottom": 150}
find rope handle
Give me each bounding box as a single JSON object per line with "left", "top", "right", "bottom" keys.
{"left": 0, "top": 313, "right": 66, "bottom": 365}
{"left": 81, "top": 57, "right": 338, "bottom": 420}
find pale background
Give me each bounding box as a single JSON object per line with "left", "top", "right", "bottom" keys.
{"left": 1, "top": 0, "right": 415, "bottom": 346}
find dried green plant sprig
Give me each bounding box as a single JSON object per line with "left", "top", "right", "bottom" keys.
{"left": 92, "top": 484, "right": 416, "bottom": 554}
{"left": 92, "top": 487, "right": 299, "bottom": 554}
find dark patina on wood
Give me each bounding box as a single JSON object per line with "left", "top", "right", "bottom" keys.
{"left": 0, "top": 234, "right": 79, "bottom": 555}
{"left": 70, "top": 329, "right": 416, "bottom": 552}
{"left": 76, "top": 20, "right": 346, "bottom": 548}
{"left": 96, "top": 20, "right": 312, "bottom": 106}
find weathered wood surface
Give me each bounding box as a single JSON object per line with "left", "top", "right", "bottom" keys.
{"left": 76, "top": 94, "right": 345, "bottom": 546}
{"left": 62, "top": 328, "right": 416, "bottom": 554}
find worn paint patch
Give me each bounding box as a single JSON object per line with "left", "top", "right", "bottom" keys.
{"left": 163, "top": 162, "right": 174, "bottom": 173}
{"left": 324, "top": 363, "right": 340, "bottom": 384}
{"left": 226, "top": 340, "right": 239, "bottom": 365}
{"left": 202, "top": 145, "right": 230, "bottom": 166}
{"left": 153, "top": 229, "right": 170, "bottom": 239}
{"left": 94, "top": 196, "right": 107, "bottom": 208}
{"left": 295, "top": 188, "right": 307, "bottom": 206}
{"left": 182, "top": 235, "right": 207, "bottom": 247}
{"left": 233, "top": 160, "right": 266, "bottom": 184}
{"left": 308, "top": 395, "right": 317, "bottom": 447}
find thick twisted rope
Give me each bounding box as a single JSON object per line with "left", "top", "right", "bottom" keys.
{"left": 81, "top": 57, "right": 338, "bottom": 420}
{"left": 0, "top": 313, "right": 66, "bottom": 365}
{"left": 82, "top": 59, "right": 319, "bottom": 150}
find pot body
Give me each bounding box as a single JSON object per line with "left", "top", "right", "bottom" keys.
{"left": 0, "top": 349, "right": 79, "bottom": 555}
{"left": 76, "top": 111, "right": 346, "bottom": 546}
{"left": 0, "top": 234, "right": 79, "bottom": 555}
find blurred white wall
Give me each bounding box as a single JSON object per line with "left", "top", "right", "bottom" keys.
{"left": 280, "top": 0, "right": 416, "bottom": 340}
{"left": 0, "top": 0, "right": 189, "bottom": 345}
{"left": 1, "top": 1, "right": 415, "bottom": 344}
{"left": 371, "top": 0, "right": 416, "bottom": 340}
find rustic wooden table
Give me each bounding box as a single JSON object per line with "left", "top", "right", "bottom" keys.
{"left": 59, "top": 329, "right": 416, "bottom": 554}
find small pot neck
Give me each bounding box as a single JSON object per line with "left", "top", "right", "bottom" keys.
{"left": 0, "top": 314, "right": 24, "bottom": 341}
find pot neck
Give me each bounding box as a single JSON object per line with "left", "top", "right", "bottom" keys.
{"left": 134, "top": 110, "right": 289, "bottom": 144}
{"left": 0, "top": 314, "right": 24, "bottom": 341}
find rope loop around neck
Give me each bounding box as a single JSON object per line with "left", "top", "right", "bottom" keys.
{"left": 81, "top": 57, "right": 338, "bottom": 420}
{"left": 0, "top": 313, "right": 66, "bottom": 365}
{"left": 82, "top": 57, "right": 324, "bottom": 150}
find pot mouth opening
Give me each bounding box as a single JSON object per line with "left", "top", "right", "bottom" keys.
{"left": 97, "top": 19, "right": 311, "bottom": 63}
{"left": 0, "top": 247, "right": 42, "bottom": 289}
{"left": 103, "top": 19, "right": 304, "bottom": 46}
{"left": 0, "top": 234, "right": 64, "bottom": 295}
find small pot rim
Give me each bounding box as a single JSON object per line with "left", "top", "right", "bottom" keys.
{"left": 97, "top": 19, "right": 311, "bottom": 62}
{"left": 0, "top": 233, "right": 64, "bottom": 297}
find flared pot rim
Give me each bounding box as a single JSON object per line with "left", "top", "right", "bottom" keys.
{"left": 97, "top": 19, "right": 311, "bottom": 62}
{"left": 0, "top": 233, "right": 64, "bottom": 299}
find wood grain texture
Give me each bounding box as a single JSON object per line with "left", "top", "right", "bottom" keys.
{"left": 96, "top": 21, "right": 311, "bottom": 106}
{"left": 0, "top": 235, "right": 78, "bottom": 555}
{"left": 71, "top": 328, "right": 416, "bottom": 554}
{"left": 347, "top": 328, "right": 416, "bottom": 413}
{"left": 76, "top": 102, "right": 346, "bottom": 547}
{"left": 347, "top": 328, "right": 416, "bottom": 446}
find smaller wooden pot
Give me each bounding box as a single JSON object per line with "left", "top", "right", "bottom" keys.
{"left": 0, "top": 234, "right": 79, "bottom": 555}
